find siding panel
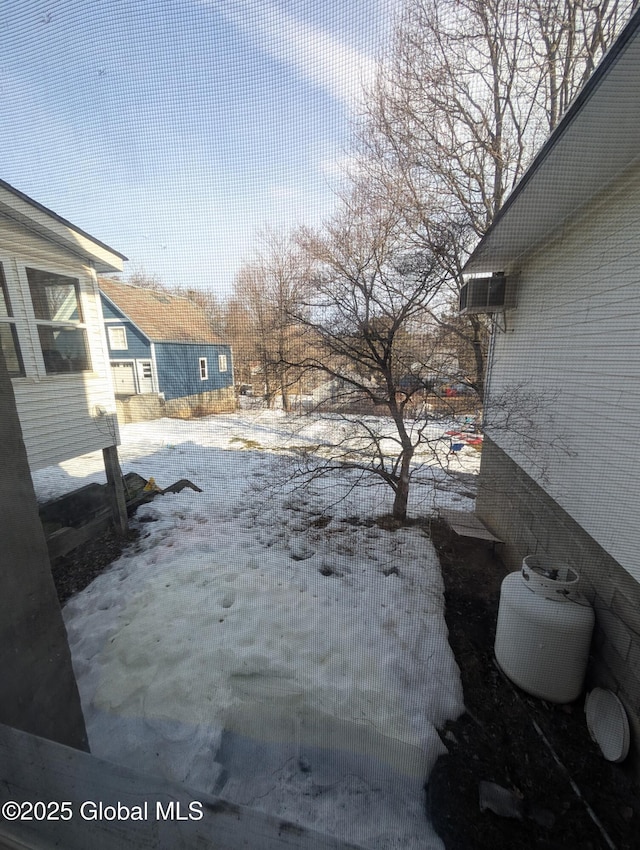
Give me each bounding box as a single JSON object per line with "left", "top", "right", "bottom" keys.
{"left": 2, "top": 215, "right": 120, "bottom": 470}
{"left": 154, "top": 342, "right": 233, "bottom": 400}
{"left": 486, "top": 162, "right": 640, "bottom": 579}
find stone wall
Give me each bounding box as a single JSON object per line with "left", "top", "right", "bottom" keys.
{"left": 163, "top": 386, "right": 236, "bottom": 418}
{"left": 116, "top": 387, "right": 236, "bottom": 424}
{"left": 477, "top": 436, "right": 640, "bottom": 769}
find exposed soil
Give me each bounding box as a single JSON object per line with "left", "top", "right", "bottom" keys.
{"left": 51, "top": 527, "right": 138, "bottom": 605}
{"left": 428, "top": 519, "right": 639, "bottom": 850}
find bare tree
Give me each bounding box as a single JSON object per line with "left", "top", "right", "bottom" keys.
{"left": 224, "top": 294, "right": 257, "bottom": 389}
{"left": 123, "top": 271, "right": 225, "bottom": 334}
{"left": 230, "top": 232, "right": 309, "bottom": 410}
{"left": 124, "top": 270, "right": 167, "bottom": 291}
{"left": 355, "top": 0, "right": 638, "bottom": 397}
{"left": 289, "top": 182, "right": 475, "bottom": 521}
{"left": 179, "top": 287, "right": 225, "bottom": 336}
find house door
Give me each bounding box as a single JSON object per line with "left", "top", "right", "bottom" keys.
{"left": 111, "top": 361, "right": 136, "bottom": 396}
{"left": 136, "top": 360, "right": 154, "bottom": 393}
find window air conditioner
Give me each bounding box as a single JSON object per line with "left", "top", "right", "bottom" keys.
{"left": 459, "top": 274, "right": 507, "bottom": 315}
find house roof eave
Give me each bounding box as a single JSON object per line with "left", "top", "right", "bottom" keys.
{"left": 99, "top": 290, "right": 151, "bottom": 343}
{"left": 148, "top": 338, "right": 228, "bottom": 346}
{"left": 0, "top": 180, "right": 127, "bottom": 273}
{"left": 464, "top": 7, "right": 640, "bottom": 275}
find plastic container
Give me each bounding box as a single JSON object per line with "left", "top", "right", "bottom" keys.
{"left": 494, "top": 555, "right": 595, "bottom": 703}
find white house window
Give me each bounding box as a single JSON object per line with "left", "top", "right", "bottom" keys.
{"left": 26, "top": 268, "right": 90, "bottom": 374}
{"left": 0, "top": 265, "right": 24, "bottom": 377}
{"left": 218, "top": 354, "right": 228, "bottom": 373}
{"left": 199, "top": 357, "right": 208, "bottom": 380}
{"left": 108, "top": 325, "right": 128, "bottom": 350}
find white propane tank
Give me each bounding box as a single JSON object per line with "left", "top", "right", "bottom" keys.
{"left": 494, "top": 556, "right": 595, "bottom": 703}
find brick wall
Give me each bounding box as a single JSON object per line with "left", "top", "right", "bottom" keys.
{"left": 477, "top": 436, "right": 640, "bottom": 770}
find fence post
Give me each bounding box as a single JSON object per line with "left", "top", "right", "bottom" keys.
{"left": 103, "top": 444, "right": 128, "bottom": 536}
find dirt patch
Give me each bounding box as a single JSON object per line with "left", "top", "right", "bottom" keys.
{"left": 428, "top": 519, "right": 638, "bottom": 849}
{"left": 51, "top": 527, "right": 138, "bottom": 605}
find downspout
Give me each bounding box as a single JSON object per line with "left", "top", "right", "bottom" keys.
{"left": 482, "top": 317, "right": 497, "bottom": 431}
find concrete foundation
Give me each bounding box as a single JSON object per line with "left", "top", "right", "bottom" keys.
{"left": 477, "top": 436, "right": 640, "bottom": 772}
{"left": 116, "top": 387, "right": 236, "bottom": 423}
{"left": 164, "top": 386, "right": 236, "bottom": 418}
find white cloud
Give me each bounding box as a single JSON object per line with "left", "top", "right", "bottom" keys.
{"left": 210, "top": 0, "right": 380, "bottom": 107}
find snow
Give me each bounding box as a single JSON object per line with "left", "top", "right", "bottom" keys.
{"left": 33, "top": 411, "right": 480, "bottom": 849}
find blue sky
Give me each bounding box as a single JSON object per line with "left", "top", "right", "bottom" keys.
{"left": 0, "top": 0, "right": 394, "bottom": 295}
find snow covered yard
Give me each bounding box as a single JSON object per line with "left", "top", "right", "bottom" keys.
{"left": 33, "top": 411, "right": 480, "bottom": 849}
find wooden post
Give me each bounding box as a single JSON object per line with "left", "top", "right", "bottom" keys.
{"left": 102, "top": 444, "right": 128, "bottom": 536}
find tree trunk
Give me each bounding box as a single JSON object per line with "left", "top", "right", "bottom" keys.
{"left": 391, "top": 446, "right": 413, "bottom": 521}
{"left": 281, "top": 383, "right": 289, "bottom": 411}
{"left": 279, "top": 361, "right": 290, "bottom": 411}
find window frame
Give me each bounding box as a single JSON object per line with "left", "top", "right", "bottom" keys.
{"left": 199, "top": 357, "right": 208, "bottom": 380}
{"left": 0, "top": 263, "right": 25, "bottom": 378}
{"left": 218, "top": 353, "right": 228, "bottom": 373}
{"left": 107, "top": 325, "right": 128, "bottom": 351}
{"left": 24, "top": 265, "right": 92, "bottom": 375}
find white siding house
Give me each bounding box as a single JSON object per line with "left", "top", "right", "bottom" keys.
{"left": 464, "top": 10, "right": 640, "bottom": 763}
{"left": 0, "top": 180, "right": 126, "bottom": 470}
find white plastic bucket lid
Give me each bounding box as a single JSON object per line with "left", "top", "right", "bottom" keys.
{"left": 585, "top": 688, "right": 630, "bottom": 763}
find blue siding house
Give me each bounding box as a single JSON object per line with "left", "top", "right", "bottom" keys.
{"left": 99, "top": 279, "right": 235, "bottom": 422}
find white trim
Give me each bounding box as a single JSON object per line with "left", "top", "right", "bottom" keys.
{"left": 99, "top": 291, "right": 150, "bottom": 341}
{"left": 464, "top": 15, "right": 640, "bottom": 275}
{"left": 109, "top": 359, "right": 137, "bottom": 394}
{"left": 16, "top": 262, "right": 93, "bottom": 377}
{"left": 0, "top": 261, "right": 25, "bottom": 377}
{"left": 135, "top": 359, "right": 154, "bottom": 393}
{"left": 149, "top": 342, "right": 160, "bottom": 393}
{"left": 218, "top": 353, "right": 228, "bottom": 373}
{"left": 0, "top": 181, "right": 125, "bottom": 273}
{"left": 107, "top": 325, "right": 128, "bottom": 350}
{"left": 199, "top": 357, "right": 208, "bottom": 380}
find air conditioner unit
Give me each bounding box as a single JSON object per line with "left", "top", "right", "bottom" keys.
{"left": 459, "top": 274, "right": 508, "bottom": 315}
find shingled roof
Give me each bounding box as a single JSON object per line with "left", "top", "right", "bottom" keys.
{"left": 99, "top": 278, "right": 223, "bottom": 345}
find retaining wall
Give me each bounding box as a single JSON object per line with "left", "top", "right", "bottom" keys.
{"left": 116, "top": 388, "right": 236, "bottom": 423}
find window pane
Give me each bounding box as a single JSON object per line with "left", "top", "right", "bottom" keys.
{"left": 0, "top": 323, "right": 24, "bottom": 376}
{"left": 26, "top": 268, "right": 83, "bottom": 322}
{"left": 37, "top": 326, "right": 90, "bottom": 373}
{"left": 108, "top": 326, "right": 128, "bottom": 350}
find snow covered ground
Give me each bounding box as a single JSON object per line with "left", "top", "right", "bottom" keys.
{"left": 33, "top": 411, "right": 480, "bottom": 849}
